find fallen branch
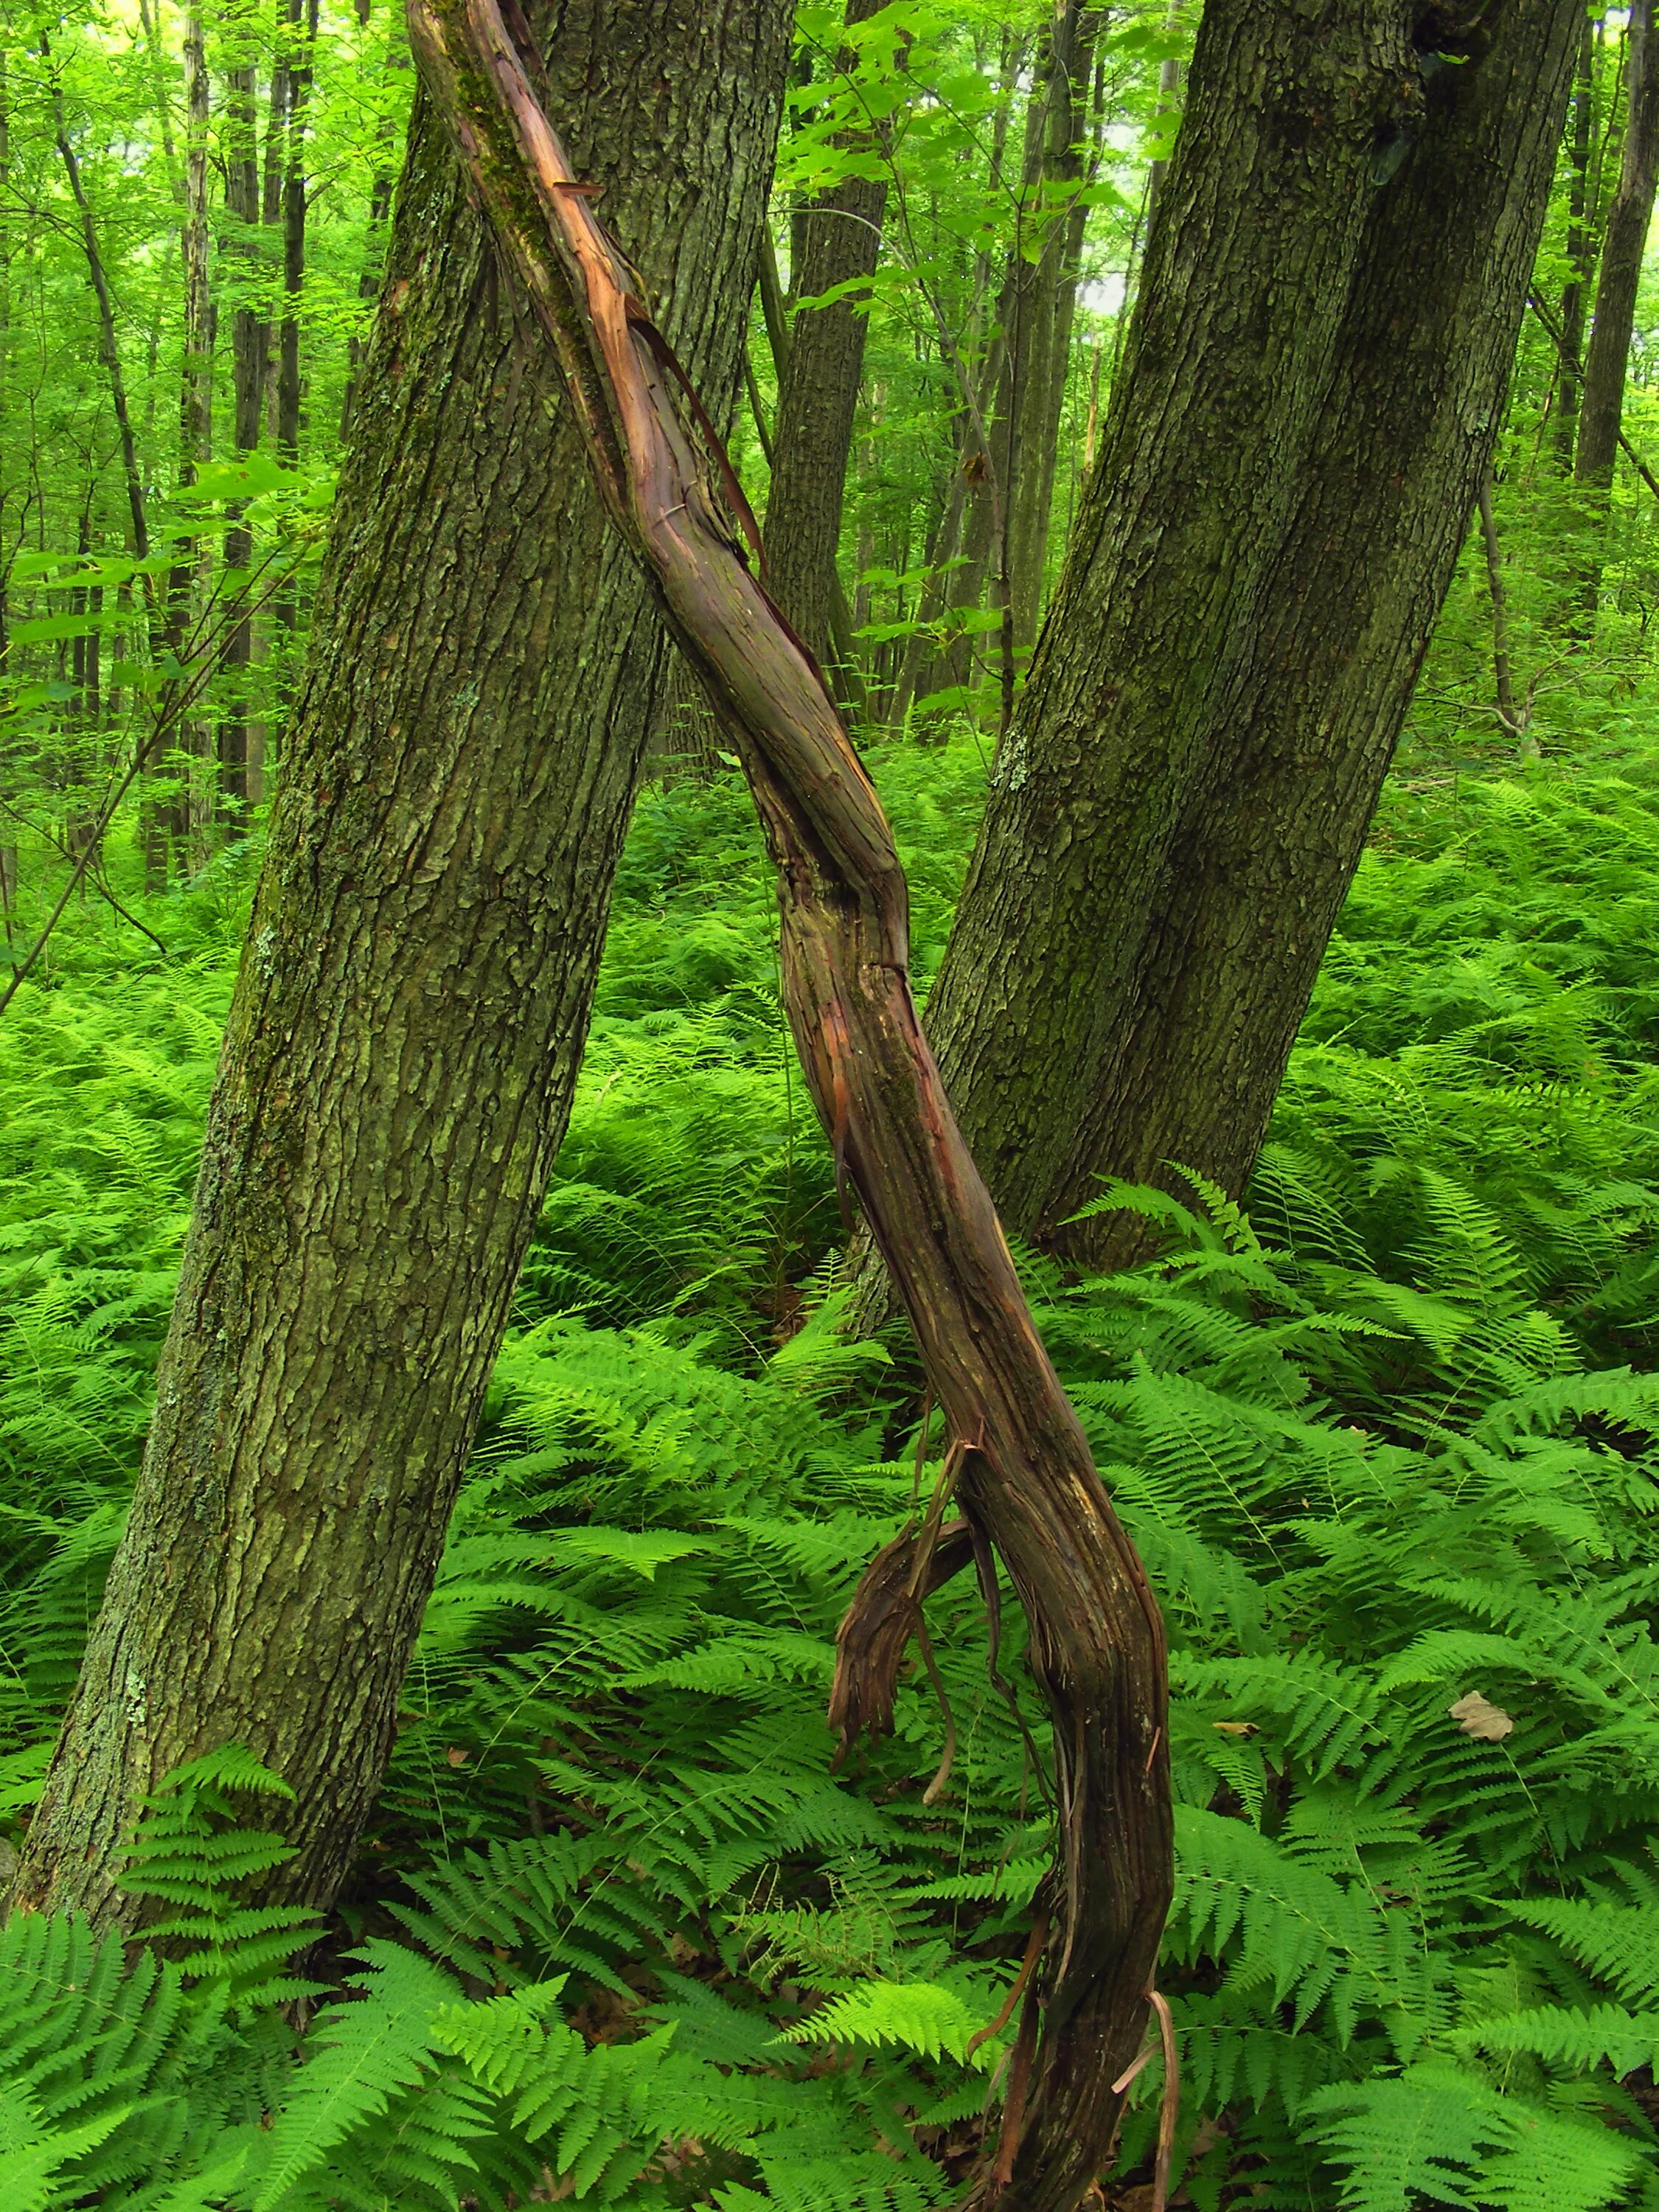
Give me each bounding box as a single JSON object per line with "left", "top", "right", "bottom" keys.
{"left": 405, "top": 7, "right": 1172, "bottom": 2206}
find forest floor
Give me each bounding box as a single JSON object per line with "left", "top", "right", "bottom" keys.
{"left": 3, "top": 734, "right": 1659, "bottom": 2211}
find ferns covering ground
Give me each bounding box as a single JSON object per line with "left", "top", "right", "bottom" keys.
{"left": 3, "top": 757, "right": 1659, "bottom": 2211}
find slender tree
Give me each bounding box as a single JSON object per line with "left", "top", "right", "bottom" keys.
{"left": 764, "top": 0, "right": 888, "bottom": 690}
{"left": 216, "top": 0, "right": 267, "bottom": 830}
{"left": 911, "top": 0, "right": 1581, "bottom": 1273}
{"left": 12, "top": 0, "right": 790, "bottom": 1932}
{"left": 1553, "top": 18, "right": 1596, "bottom": 471}
{"left": 1573, "top": 1, "right": 1659, "bottom": 614}
{"left": 998, "top": 0, "right": 1097, "bottom": 658}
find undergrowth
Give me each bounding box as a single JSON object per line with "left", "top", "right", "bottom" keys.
{"left": 2, "top": 756, "right": 1658, "bottom": 2210}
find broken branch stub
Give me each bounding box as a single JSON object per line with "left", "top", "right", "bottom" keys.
{"left": 405, "top": 3, "right": 1173, "bottom": 2202}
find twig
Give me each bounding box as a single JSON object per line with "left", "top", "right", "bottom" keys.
{"left": 1148, "top": 1987, "right": 1180, "bottom": 2212}
{"left": 0, "top": 557, "right": 292, "bottom": 1021}
{"left": 0, "top": 795, "right": 168, "bottom": 956}
{"left": 1528, "top": 291, "right": 1659, "bottom": 502}
{"left": 967, "top": 1910, "right": 1050, "bottom": 2059}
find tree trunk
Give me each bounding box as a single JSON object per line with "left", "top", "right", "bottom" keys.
{"left": 1553, "top": 17, "right": 1596, "bottom": 470}
{"left": 217, "top": 0, "right": 268, "bottom": 834}
{"left": 401, "top": 12, "right": 1172, "bottom": 2204}
{"left": 1001, "top": 0, "right": 1096, "bottom": 658}
{"left": 1573, "top": 1, "right": 1659, "bottom": 615}
{"left": 163, "top": 1, "right": 212, "bottom": 759}
{"left": 261, "top": 0, "right": 319, "bottom": 796}
{"left": 921, "top": 0, "right": 1579, "bottom": 1273}
{"left": 915, "top": 0, "right": 1422, "bottom": 1244}
{"left": 763, "top": 0, "right": 887, "bottom": 681}
{"left": 12, "top": 0, "right": 788, "bottom": 1934}
{"left": 1478, "top": 470, "right": 1531, "bottom": 755}
{"left": 276, "top": 0, "right": 316, "bottom": 465}
{"left": 338, "top": 0, "right": 400, "bottom": 449}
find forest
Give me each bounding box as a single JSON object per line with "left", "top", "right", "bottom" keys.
{"left": 2, "top": 0, "right": 1659, "bottom": 2206}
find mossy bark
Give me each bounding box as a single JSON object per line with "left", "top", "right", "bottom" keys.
{"left": 13, "top": 0, "right": 788, "bottom": 1931}
{"left": 921, "top": 0, "right": 1579, "bottom": 1270}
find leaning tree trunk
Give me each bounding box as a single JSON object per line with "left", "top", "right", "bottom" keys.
{"left": 1020, "top": 0, "right": 1580, "bottom": 1265}
{"left": 1573, "top": 0, "right": 1659, "bottom": 619}
{"left": 11, "top": 0, "right": 788, "bottom": 1933}
{"left": 763, "top": 0, "right": 887, "bottom": 681}
{"left": 404, "top": 4, "right": 1172, "bottom": 2208}
{"left": 914, "top": 0, "right": 1424, "bottom": 1249}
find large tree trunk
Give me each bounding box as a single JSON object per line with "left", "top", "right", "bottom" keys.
{"left": 763, "top": 0, "right": 887, "bottom": 681}
{"left": 919, "top": 0, "right": 1579, "bottom": 1273}
{"left": 1573, "top": 1, "right": 1659, "bottom": 614}
{"left": 917, "top": 0, "right": 1422, "bottom": 1242}
{"left": 12, "top": 0, "right": 787, "bottom": 1934}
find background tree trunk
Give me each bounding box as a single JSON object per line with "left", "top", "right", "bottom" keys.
{"left": 1552, "top": 17, "right": 1596, "bottom": 471}
{"left": 1000, "top": 0, "right": 1096, "bottom": 659}
{"left": 267, "top": 0, "right": 319, "bottom": 789}
{"left": 913, "top": 0, "right": 1420, "bottom": 1248}
{"left": 764, "top": 0, "right": 886, "bottom": 686}
{"left": 1573, "top": 0, "right": 1659, "bottom": 616}
{"left": 217, "top": 0, "right": 266, "bottom": 835}
{"left": 922, "top": 0, "right": 1579, "bottom": 1275}
{"left": 12, "top": 0, "right": 788, "bottom": 1934}
{"left": 161, "top": 1, "right": 212, "bottom": 820}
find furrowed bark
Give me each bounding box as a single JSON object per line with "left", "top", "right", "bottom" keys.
{"left": 13, "top": 0, "right": 787, "bottom": 1935}
{"left": 988, "top": 0, "right": 1581, "bottom": 1265}
{"left": 404, "top": 6, "right": 1173, "bottom": 2209}
{"left": 917, "top": 0, "right": 1421, "bottom": 1244}
{"left": 881, "top": 0, "right": 1575, "bottom": 1288}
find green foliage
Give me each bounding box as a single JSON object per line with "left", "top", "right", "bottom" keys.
{"left": 7, "top": 764, "right": 1659, "bottom": 2206}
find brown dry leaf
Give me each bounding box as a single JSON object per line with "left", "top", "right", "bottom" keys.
{"left": 1213, "top": 1720, "right": 1258, "bottom": 1736}
{"left": 445, "top": 1744, "right": 470, "bottom": 1767}
{"left": 1449, "top": 1690, "right": 1514, "bottom": 1741}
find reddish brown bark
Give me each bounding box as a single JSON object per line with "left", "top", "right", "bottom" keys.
{"left": 406, "top": 4, "right": 1173, "bottom": 2207}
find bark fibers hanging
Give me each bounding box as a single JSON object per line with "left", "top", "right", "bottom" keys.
{"left": 405, "top": 2, "right": 1173, "bottom": 2205}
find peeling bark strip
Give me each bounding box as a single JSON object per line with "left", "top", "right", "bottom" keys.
{"left": 405, "top": 4, "right": 1172, "bottom": 2206}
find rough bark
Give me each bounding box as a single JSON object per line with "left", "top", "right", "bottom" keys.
{"left": 919, "top": 0, "right": 1421, "bottom": 1243}
{"left": 764, "top": 0, "right": 887, "bottom": 676}
{"left": 923, "top": 0, "right": 1579, "bottom": 1272}
{"left": 402, "top": 9, "right": 1172, "bottom": 2211}
{"left": 13, "top": 0, "right": 788, "bottom": 1933}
